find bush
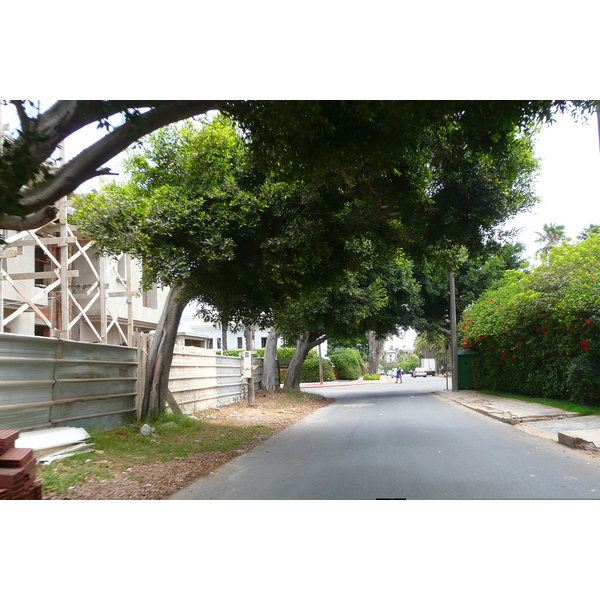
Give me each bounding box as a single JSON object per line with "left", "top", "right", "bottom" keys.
{"left": 223, "top": 348, "right": 266, "bottom": 357}
{"left": 300, "top": 356, "right": 336, "bottom": 383}
{"left": 277, "top": 347, "right": 315, "bottom": 368}
{"left": 567, "top": 354, "right": 600, "bottom": 405}
{"left": 459, "top": 235, "right": 600, "bottom": 403}
{"left": 329, "top": 348, "right": 363, "bottom": 380}
{"left": 363, "top": 373, "right": 381, "bottom": 380}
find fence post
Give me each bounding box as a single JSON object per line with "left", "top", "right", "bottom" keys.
{"left": 135, "top": 333, "right": 149, "bottom": 420}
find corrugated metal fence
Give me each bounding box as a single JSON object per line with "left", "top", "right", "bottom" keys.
{"left": 0, "top": 333, "right": 263, "bottom": 431}
{"left": 166, "top": 343, "right": 263, "bottom": 415}
{"left": 0, "top": 332, "right": 138, "bottom": 431}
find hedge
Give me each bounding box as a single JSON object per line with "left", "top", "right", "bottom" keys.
{"left": 329, "top": 348, "right": 363, "bottom": 380}
{"left": 459, "top": 235, "right": 600, "bottom": 404}
{"left": 300, "top": 356, "right": 336, "bottom": 383}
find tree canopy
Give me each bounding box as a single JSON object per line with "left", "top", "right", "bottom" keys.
{"left": 73, "top": 115, "right": 405, "bottom": 327}
{"left": 4, "top": 100, "right": 597, "bottom": 235}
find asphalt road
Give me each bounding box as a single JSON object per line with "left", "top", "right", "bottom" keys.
{"left": 168, "top": 377, "right": 600, "bottom": 500}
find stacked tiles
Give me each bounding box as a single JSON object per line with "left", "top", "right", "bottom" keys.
{"left": 0, "top": 430, "right": 43, "bottom": 500}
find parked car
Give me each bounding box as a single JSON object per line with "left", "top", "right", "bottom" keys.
{"left": 412, "top": 367, "right": 427, "bottom": 378}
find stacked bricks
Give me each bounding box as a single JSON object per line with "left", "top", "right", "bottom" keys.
{"left": 0, "top": 430, "right": 43, "bottom": 500}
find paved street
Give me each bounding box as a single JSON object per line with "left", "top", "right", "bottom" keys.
{"left": 168, "top": 377, "right": 600, "bottom": 500}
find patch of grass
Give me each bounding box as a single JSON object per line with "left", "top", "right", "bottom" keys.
{"left": 272, "top": 388, "right": 331, "bottom": 405}
{"left": 478, "top": 390, "right": 600, "bottom": 416}
{"left": 39, "top": 456, "right": 116, "bottom": 495}
{"left": 39, "top": 412, "right": 273, "bottom": 495}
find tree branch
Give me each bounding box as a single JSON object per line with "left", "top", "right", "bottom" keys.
{"left": 11, "top": 100, "right": 32, "bottom": 133}
{"left": 2, "top": 100, "right": 225, "bottom": 226}
{"left": 0, "top": 205, "right": 58, "bottom": 231}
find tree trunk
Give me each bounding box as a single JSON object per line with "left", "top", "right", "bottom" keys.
{"left": 262, "top": 328, "right": 279, "bottom": 391}
{"left": 283, "top": 331, "right": 327, "bottom": 389}
{"left": 366, "top": 331, "right": 385, "bottom": 375}
{"left": 141, "top": 285, "right": 187, "bottom": 418}
{"left": 245, "top": 326, "right": 255, "bottom": 407}
{"left": 221, "top": 320, "right": 229, "bottom": 351}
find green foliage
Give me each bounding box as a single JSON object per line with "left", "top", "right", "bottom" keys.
{"left": 300, "top": 355, "right": 335, "bottom": 383}
{"left": 460, "top": 235, "right": 600, "bottom": 403}
{"left": 363, "top": 373, "right": 381, "bottom": 380}
{"left": 223, "top": 348, "right": 266, "bottom": 357}
{"left": 399, "top": 354, "right": 420, "bottom": 373}
{"left": 277, "top": 347, "right": 313, "bottom": 368}
{"left": 567, "top": 354, "right": 600, "bottom": 406}
{"left": 329, "top": 348, "right": 363, "bottom": 380}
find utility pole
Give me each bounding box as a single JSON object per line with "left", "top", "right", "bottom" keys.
{"left": 449, "top": 272, "right": 458, "bottom": 392}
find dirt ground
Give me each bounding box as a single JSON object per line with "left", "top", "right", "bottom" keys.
{"left": 43, "top": 390, "right": 335, "bottom": 500}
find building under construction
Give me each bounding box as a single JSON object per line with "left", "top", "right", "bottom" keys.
{"left": 0, "top": 196, "right": 169, "bottom": 345}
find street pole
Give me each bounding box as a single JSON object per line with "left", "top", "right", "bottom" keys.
{"left": 318, "top": 342, "right": 324, "bottom": 385}
{"left": 449, "top": 272, "right": 458, "bottom": 392}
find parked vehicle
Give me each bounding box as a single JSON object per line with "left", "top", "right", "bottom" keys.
{"left": 412, "top": 367, "right": 427, "bottom": 377}
{"left": 421, "top": 358, "right": 436, "bottom": 376}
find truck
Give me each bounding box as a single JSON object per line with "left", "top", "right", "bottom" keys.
{"left": 420, "top": 358, "right": 436, "bottom": 376}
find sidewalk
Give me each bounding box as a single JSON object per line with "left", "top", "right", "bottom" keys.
{"left": 437, "top": 389, "right": 600, "bottom": 451}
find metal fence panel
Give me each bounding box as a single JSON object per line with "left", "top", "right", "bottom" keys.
{"left": 0, "top": 333, "right": 138, "bottom": 431}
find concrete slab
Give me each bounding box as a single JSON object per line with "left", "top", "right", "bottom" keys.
{"left": 557, "top": 430, "right": 600, "bottom": 449}
{"left": 437, "top": 390, "right": 578, "bottom": 424}
{"left": 439, "top": 390, "right": 600, "bottom": 451}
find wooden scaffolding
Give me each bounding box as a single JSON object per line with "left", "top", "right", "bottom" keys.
{"left": 0, "top": 198, "right": 139, "bottom": 345}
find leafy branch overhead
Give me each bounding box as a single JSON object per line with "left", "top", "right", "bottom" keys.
{"left": 3, "top": 100, "right": 598, "bottom": 235}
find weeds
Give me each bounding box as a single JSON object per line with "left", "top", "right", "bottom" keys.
{"left": 39, "top": 412, "right": 272, "bottom": 495}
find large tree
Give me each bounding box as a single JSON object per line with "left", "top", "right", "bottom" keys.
{"left": 534, "top": 222, "right": 569, "bottom": 260}
{"left": 4, "top": 100, "right": 596, "bottom": 234}
{"left": 16, "top": 100, "right": 594, "bottom": 414}
{"left": 74, "top": 117, "right": 406, "bottom": 411}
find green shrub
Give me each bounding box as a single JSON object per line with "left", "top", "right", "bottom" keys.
{"left": 567, "top": 354, "right": 600, "bottom": 405}
{"left": 300, "top": 356, "right": 336, "bottom": 383}
{"left": 223, "top": 348, "right": 266, "bottom": 357}
{"left": 363, "top": 373, "right": 381, "bottom": 380}
{"left": 277, "top": 347, "right": 316, "bottom": 368}
{"left": 329, "top": 348, "right": 362, "bottom": 380}
{"left": 459, "top": 235, "right": 600, "bottom": 403}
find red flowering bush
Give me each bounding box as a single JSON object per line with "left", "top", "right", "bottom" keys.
{"left": 459, "top": 235, "right": 600, "bottom": 403}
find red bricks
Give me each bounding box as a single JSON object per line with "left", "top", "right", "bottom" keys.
{"left": 0, "top": 430, "right": 19, "bottom": 453}
{"left": 0, "top": 430, "right": 42, "bottom": 500}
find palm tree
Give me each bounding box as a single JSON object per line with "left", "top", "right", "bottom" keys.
{"left": 577, "top": 224, "right": 600, "bottom": 241}
{"left": 534, "top": 223, "right": 568, "bottom": 260}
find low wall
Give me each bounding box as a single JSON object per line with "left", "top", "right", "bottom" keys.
{"left": 168, "top": 345, "right": 263, "bottom": 414}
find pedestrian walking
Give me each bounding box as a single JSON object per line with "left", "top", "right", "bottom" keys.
{"left": 395, "top": 367, "right": 403, "bottom": 383}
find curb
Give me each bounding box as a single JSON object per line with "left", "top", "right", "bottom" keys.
{"left": 434, "top": 391, "right": 600, "bottom": 450}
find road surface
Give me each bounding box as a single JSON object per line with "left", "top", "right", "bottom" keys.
{"left": 168, "top": 377, "right": 600, "bottom": 499}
